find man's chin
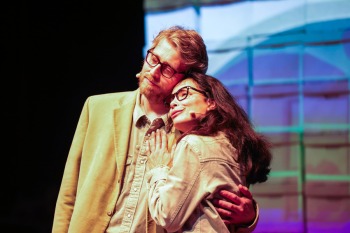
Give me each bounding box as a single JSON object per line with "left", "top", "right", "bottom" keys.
{"left": 140, "top": 86, "right": 155, "bottom": 97}
{"left": 144, "top": 90, "right": 167, "bottom": 105}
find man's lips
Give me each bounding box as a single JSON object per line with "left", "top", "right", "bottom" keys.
{"left": 145, "top": 77, "right": 157, "bottom": 86}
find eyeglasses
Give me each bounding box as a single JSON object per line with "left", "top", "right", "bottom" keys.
{"left": 164, "top": 86, "right": 208, "bottom": 106}
{"left": 145, "top": 49, "right": 186, "bottom": 79}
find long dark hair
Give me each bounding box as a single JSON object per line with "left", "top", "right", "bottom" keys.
{"left": 179, "top": 73, "right": 272, "bottom": 185}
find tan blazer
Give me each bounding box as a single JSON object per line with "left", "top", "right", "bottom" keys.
{"left": 52, "top": 89, "right": 139, "bottom": 233}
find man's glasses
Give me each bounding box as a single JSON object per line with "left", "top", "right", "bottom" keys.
{"left": 145, "top": 49, "right": 186, "bottom": 79}
{"left": 164, "top": 86, "right": 208, "bottom": 106}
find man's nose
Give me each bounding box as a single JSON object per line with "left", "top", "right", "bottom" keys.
{"left": 149, "top": 63, "right": 162, "bottom": 78}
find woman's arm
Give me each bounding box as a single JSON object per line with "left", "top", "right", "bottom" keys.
{"left": 146, "top": 131, "right": 204, "bottom": 232}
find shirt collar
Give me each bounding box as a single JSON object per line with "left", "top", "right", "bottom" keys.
{"left": 133, "top": 92, "right": 171, "bottom": 132}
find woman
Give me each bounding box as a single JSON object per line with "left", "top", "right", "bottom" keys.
{"left": 145, "top": 73, "right": 272, "bottom": 233}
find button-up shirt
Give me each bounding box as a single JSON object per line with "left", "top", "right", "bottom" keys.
{"left": 106, "top": 94, "right": 170, "bottom": 233}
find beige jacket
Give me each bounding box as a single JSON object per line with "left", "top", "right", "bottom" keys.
{"left": 52, "top": 90, "right": 138, "bottom": 233}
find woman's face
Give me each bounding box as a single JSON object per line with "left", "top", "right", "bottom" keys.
{"left": 168, "top": 79, "right": 214, "bottom": 132}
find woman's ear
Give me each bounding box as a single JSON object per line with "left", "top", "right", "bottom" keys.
{"left": 207, "top": 99, "right": 216, "bottom": 111}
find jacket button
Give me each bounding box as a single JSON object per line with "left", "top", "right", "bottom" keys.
{"left": 107, "top": 211, "right": 112, "bottom": 216}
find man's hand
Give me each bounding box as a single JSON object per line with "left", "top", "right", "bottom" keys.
{"left": 213, "top": 184, "right": 255, "bottom": 226}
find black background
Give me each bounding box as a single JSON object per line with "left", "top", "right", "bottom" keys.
{"left": 3, "top": 1, "right": 144, "bottom": 232}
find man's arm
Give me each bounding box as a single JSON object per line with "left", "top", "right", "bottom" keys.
{"left": 212, "top": 184, "right": 258, "bottom": 232}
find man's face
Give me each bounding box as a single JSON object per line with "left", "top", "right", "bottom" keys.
{"left": 138, "top": 39, "right": 187, "bottom": 103}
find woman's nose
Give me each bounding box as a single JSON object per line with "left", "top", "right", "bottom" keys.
{"left": 170, "top": 100, "right": 178, "bottom": 108}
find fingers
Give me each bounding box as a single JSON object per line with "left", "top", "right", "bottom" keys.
{"left": 216, "top": 185, "right": 252, "bottom": 204}
{"left": 213, "top": 200, "right": 239, "bottom": 225}
{"left": 145, "top": 139, "right": 150, "bottom": 154}
{"left": 170, "top": 144, "right": 176, "bottom": 160}
{"left": 213, "top": 187, "right": 256, "bottom": 226}
{"left": 149, "top": 131, "right": 156, "bottom": 153}
{"left": 217, "top": 189, "right": 240, "bottom": 205}
{"left": 147, "top": 129, "right": 173, "bottom": 168}
{"left": 238, "top": 184, "right": 253, "bottom": 199}
{"left": 154, "top": 129, "right": 168, "bottom": 150}
{"left": 215, "top": 205, "right": 233, "bottom": 223}
{"left": 155, "top": 129, "right": 162, "bottom": 148}
{"left": 148, "top": 129, "right": 167, "bottom": 152}
{"left": 160, "top": 129, "right": 167, "bottom": 150}
{"left": 213, "top": 196, "right": 239, "bottom": 212}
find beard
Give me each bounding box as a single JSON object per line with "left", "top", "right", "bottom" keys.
{"left": 139, "top": 75, "right": 169, "bottom": 105}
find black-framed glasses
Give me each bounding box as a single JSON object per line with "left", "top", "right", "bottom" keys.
{"left": 164, "top": 86, "right": 208, "bottom": 106}
{"left": 145, "top": 49, "right": 186, "bottom": 79}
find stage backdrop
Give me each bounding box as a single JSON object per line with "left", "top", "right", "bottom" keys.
{"left": 144, "top": 0, "right": 350, "bottom": 232}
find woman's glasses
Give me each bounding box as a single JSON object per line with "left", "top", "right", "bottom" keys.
{"left": 164, "top": 86, "right": 207, "bottom": 106}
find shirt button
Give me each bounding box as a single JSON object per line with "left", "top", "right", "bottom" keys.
{"left": 140, "top": 160, "right": 144, "bottom": 164}
{"left": 134, "top": 187, "right": 137, "bottom": 191}
{"left": 127, "top": 213, "right": 131, "bottom": 218}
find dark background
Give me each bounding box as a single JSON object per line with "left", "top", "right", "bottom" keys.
{"left": 3, "top": 1, "right": 144, "bottom": 232}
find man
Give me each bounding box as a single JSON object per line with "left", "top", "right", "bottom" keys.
{"left": 52, "top": 25, "right": 258, "bottom": 233}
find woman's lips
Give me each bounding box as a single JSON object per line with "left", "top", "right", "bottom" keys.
{"left": 170, "top": 109, "right": 182, "bottom": 119}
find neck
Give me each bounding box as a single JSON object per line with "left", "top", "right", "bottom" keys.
{"left": 141, "top": 95, "right": 169, "bottom": 121}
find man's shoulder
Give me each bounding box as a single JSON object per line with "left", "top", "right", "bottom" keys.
{"left": 80, "top": 89, "right": 139, "bottom": 113}
{"left": 89, "top": 89, "right": 138, "bottom": 100}
{"left": 86, "top": 89, "right": 138, "bottom": 105}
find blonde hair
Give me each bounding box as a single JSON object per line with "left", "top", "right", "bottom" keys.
{"left": 151, "top": 25, "right": 208, "bottom": 75}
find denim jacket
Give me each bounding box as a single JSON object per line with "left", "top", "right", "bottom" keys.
{"left": 146, "top": 132, "right": 252, "bottom": 233}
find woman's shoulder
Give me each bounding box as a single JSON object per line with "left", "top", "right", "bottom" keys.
{"left": 180, "top": 132, "right": 233, "bottom": 154}
{"left": 181, "top": 132, "right": 228, "bottom": 144}
{"left": 180, "top": 133, "right": 237, "bottom": 160}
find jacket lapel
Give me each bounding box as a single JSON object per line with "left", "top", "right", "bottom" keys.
{"left": 113, "top": 89, "right": 138, "bottom": 181}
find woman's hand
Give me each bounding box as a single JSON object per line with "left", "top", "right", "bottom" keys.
{"left": 146, "top": 129, "right": 174, "bottom": 169}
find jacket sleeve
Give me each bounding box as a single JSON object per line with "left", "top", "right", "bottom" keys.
{"left": 52, "top": 97, "right": 90, "bottom": 233}
{"left": 146, "top": 139, "right": 204, "bottom": 232}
